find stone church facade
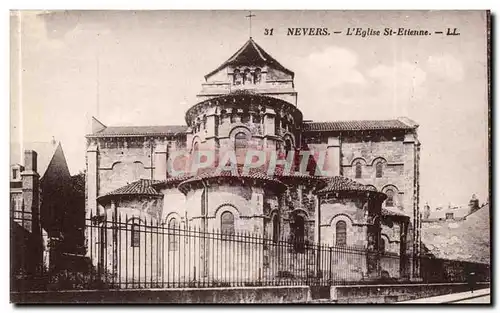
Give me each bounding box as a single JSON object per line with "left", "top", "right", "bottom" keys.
{"left": 85, "top": 38, "right": 421, "bottom": 281}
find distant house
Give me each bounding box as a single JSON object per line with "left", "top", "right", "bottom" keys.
{"left": 421, "top": 203, "right": 490, "bottom": 264}
{"left": 10, "top": 140, "right": 83, "bottom": 278}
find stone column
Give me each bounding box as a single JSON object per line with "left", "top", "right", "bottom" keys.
{"left": 86, "top": 140, "right": 99, "bottom": 217}
{"left": 365, "top": 198, "right": 381, "bottom": 279}
{"left": 324, "top": 136, "right": 341, "bottom": 177}
{"left": 403, "top": 132, "right": 419, "bottom": 279}
{"left": 154, "top": 143, "right": 168, "bottom": 180}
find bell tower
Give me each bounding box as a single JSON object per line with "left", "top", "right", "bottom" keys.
{"left": 197, "top": 38, "right": 298, "bottom": 106}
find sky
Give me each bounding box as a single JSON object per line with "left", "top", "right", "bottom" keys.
{"left": 10, "top": 10, "right": 489, "bottom": 207}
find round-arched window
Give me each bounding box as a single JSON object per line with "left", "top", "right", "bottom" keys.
{"left": 335, "top": 221, "right": 347, "bottom": 246}
{"left": 385, "top": 190, "right": 395, "bottom": 207}
{"left": 221, "top": 211, "right": 235, "bottom": 235}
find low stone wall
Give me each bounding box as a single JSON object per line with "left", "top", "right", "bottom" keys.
{"left": 330, "top": 282, "right": 490, "bottom": 303}
{"left": 11, "top": 286, "right": 311, "bottom": 304}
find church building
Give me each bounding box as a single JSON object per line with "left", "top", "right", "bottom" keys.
{"left": 85, "top": 38, "right": 422, "bottom": 281}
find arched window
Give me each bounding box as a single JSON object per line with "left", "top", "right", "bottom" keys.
{"left": 131, "top": 223, "right": 140, "bottom": 247}
{"left": 386, "top": 190, "right": 394, "bottom": 207}
{"left": 335, "top": 221, "right": 347, "bottom": 246}
{"left": 243, "top": 68, "right": 252, "bottom": 84}
{"left": 284, "top": 139, "right": 292, "bottom": 159}
{"left": 375, "top": 161, "right": 383, "bottom": 178}
{"left": 355, "top": 162, "right": 362, "bottom": 179}
{"left": 202, "top": 115, "right": 207, "bottom": 130}
{"left": 254, "top": 68, "right": 262, "bottom": 84}
{"left": 233, "top": 69, "right": 242, "bottom": 85}
{"left": 220, "top": 109, "right": 227, "bottom": 123}
{"left": 168, "top": 218, "right": 179, "bottom": 251}
{"left": 234, "top": 132, "right": 248, "bottom": 163}
{"left": 291, "top": 215, "right": 305, "bottom": 253}
{"left": 272, "top": 214, "right": 280, "bottom": 243}
{"left": 241, "top": 110, "right": 250, "bottom": 123}
{"left": 221, "top": 211, "right": 235, "bottom": 235}
{"left": 380, "top": 237, "right": 386, "bottom": 254}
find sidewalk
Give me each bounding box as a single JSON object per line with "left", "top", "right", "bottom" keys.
{"left": 398, "top": 287, "right": 490, "bottom": 303}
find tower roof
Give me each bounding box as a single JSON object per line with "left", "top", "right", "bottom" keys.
{"left": 205, "top": 38, "right": 294, "bottom": 79}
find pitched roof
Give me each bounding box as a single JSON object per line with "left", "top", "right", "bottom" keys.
{"left": 421, "top": 204, "right": 490, "bottom": 264}
{"left": 205, "top": 38, "right": 294, "bottom": 79}
{"left": 88, "top": 125, "right": 188, "bottom": 138}
{"left": 10, "top": 141, "right": 61, "bottom": 177}
{"left": 98, "top": 179, "right": 163, "bottom": 201}
{"left": 303, "top": 119, "right": 416, "bottom": 132}
{"left": 178, "top": 165, "right": 286, "bottom": 193}
{"left": 382, "top": 207, "right": 410, "bottom": 218}
{"left": 317, "top": 176, "right": 379, "bottom": 194}
{"left": 152, "top": 174, "right": 193, "bottom": 188}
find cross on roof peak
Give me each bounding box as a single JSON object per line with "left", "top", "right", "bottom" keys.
{"left": 245, "top": 11, "right": 256, "bottom": 38}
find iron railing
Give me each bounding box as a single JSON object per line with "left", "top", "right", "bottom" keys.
{"left": 10, "top": 211, "right": 491, "bottom": 291}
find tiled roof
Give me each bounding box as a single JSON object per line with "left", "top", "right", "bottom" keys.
{"left": 382, "top": 207, "right": 410, "bottom": 218}
{"left": 178, "top": 165, "right": 285, "bottom": 193}
{"left": 98, "top": 179, "right": 163, "bottom": 200}
{"left": 152, "top": 174, "right": 193, "bottom": 188}
{"left": 421, "top": 204, "right": 490, "bottom": 264}
{"left": 205, "top": 38, "right": 294, "bottom": 79}
{"left": 303, "top": 120, "right": 415, "bottom": 132}
{"left": 317, "top": 176, "right": 383, "bottom": 195}
{"left": 88, "top": 125, "right": 188, "bottom": 137}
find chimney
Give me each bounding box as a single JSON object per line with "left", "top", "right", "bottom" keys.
{"left": 24, "top": 150, "right": 38, "bottom": 173}
{"left": 469, "top": 194, "right": 480, "bottom": 214}
{"left": 423, "top": 203, "right": 431, "bottom": 220}
{"left": 20, "top": 149, "right": 43, "bottom": 274}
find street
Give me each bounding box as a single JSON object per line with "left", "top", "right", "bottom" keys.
{"left": 452, "top": 294, "right": 490, "bottom": 304}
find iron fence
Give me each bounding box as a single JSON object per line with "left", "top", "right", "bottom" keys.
{"left": 10, "top": 211, "right": 491, "bottom": 291}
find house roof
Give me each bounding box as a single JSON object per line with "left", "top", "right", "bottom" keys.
{"left": 152, "top": 174, "right": 193, "bottom": 188}
{"left": 317, "top": 176, "right": 383, "bottom": 195}
{"left": 88, "top": 125, "right": 188, "bottom": 138}
{"left": 205, "top": 37, "right": 294, "bottom": 79}
{"left": 302, "top": 119, "right": 416, "bottom": 132}
{"left": 10, "top": 141, "right": 61, "bottom": 178}
{"left": 421, "top": 204, "right": 490, "bottom": 264}
{"left": 178, "top": 165, "right": 286, "bottom": 193}
{"left": 382, "top": 207, "right": 410, "bottom": 218}
{"left": 98, "top": 179, "right": 163, "bottom": 201}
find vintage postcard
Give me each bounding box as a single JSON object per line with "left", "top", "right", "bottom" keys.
{"left": 9, "top": 10, "right": 490, "bottom": 304}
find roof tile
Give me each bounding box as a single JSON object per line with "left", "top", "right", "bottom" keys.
{"left": 89, "top": 125, "right": 188, "bottom": 137}
{"left": 303, "top": 120, "right": 415, "bottom": 132}
{"left": 99, "top": 179, "right": 163, "bottom": 200}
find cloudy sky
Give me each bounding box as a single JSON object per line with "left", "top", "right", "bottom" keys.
{"left": 10, "top": 10, "right": 489, "bottom": 207}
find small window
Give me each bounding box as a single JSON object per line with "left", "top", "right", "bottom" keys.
{"left": 284, "top": 139, "right": 292, "bottom": 159}
{"left": 254, "top": 68, "right": 262, "bottom": 84}
{"left": 243, "top": 68, "right": 252, "bottom": 84}
{"left": 355, "top": 162, "right": 362, "bottom": 179}
{"left": 168, "top": 218, "right": 179, "bottom": 251}
{"left": 12, "top": 168, "right": 18, "bottom": 180}
{"left": 292, "top": 215, "right": 305, "bottom": 253}
{"left": 445, "top": 213, "right": 454, "bottom": 220}
{"left": 335, "top": 221, "right": 347, "bottom": 246}
{"left": 380, "top": 237, "right": 386, "bottom": 254}
{"left": 233, "top": 69, "right": 242, "bottom": 85}
{"left": 375, "top": 161, "right": 383, "bottom": 178}
{"left": 235, "top": 132, "right": 248, "bottom": 163}
{"left": 131, "top": 223, "right": 140, "bottom": 247}
{"left": 221, "top": 211, "right": 235, "bottom": 235}
{"left": 386, "top": 190, "right": 394, "bottom": 207}
{"left": 272, "top": 214, "right": 279, "bottom": 243}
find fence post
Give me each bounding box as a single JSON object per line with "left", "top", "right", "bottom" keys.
{"left": 328, "top": 247, "right": 333, "bottom": 284}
